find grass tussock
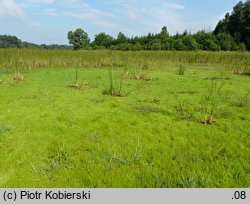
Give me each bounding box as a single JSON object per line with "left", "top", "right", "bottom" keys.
{"left": 175, "top": 103, "right": 195, "bottom": 121}
{"left": 235, "top": 91, "right": 250, "bottom": 108}
{"left": 132, "top": 72, "right": 153, "bottom": 81}
{"left": 123, "top": 68, "right": 154, "bottom": 81}
{"left": 233, "top": 65, "right": 250, "bottom": 76}
{"left": 103, "top": 69, "right": 131, "bottom": 97}
{"left": 0, "top": 123, "right": 12, "bottom": 134}
{"left": 178, "top": 64, "right": 186, "bottom": 75}
{"left": 68, "top": 83, "right": 88, "bottom": 90}
{"left": 201, "top": 81, "right": 224, "bottom": 125}
{"left": 42, "top": 141, "right": 75, "bottom": 175}
{"left": 68, "top": 83, "right": 82, "bottom": 90}
{"left": 13, "top": 72, "right": 24, "bottom": 81}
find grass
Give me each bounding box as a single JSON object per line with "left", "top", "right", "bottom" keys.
{"left": 235, "top": 91, "right": 250, "bottom": 108}
{"left": 1, "top": 49, "right": 250, "bottom": 71}
{"left": 102, "top": 69, "right": 130, "bottom": 97}
{"left": 201, "top": 81, "right": 224, "bottom": 125}
{"left": 0, "top": 50, "right": 249, "bottom": 188}
{"left": 178, "top": 64, "right": 186, "bottom": 75}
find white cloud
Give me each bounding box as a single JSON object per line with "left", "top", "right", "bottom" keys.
{"left": 114, "top": 0, "right": 185, "bottom": 35}
{"left": 0, "top": 0, "right": 44, "bottom": 30}
{"left": 63, "top": 8, "right": 117, "bottom": 25}
{"left": 61, "top": 1, "right": 117, "bottom": 22}
{"left": 0, "top": 0, "right": 26, "bottom": 20}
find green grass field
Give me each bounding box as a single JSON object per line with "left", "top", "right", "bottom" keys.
{"left": 0, "top": 50, "right": 249, "bottom": 187}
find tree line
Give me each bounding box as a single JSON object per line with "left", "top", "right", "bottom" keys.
{"left": 0, "top": 35, "right": 72, "bottom": 49}
{"left": 68, "top": 0, "right": 250, "bottom": 51}
{"left": 68, "top": 27, "right": 246, "bottom": 51}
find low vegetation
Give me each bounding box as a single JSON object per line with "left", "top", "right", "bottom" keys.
{"left": 0, "top": 50, "right": 249, "bottom": 188}
{"left": 102, "top": 69, "right": 130, "bottom": 97}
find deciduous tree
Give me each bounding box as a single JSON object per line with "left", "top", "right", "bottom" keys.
{"left": 68, "top": 28, "right": 90, "bottom": 50}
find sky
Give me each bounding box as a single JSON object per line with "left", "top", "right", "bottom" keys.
{"left": 0, "top": 0, "right": 243, "bottom": 45}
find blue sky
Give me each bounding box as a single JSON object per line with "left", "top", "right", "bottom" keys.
{"left": 0, "top": 0, "right": 242, "bottom": 44}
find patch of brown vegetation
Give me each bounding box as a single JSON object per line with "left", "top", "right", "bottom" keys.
{"left": 13, "top": 72, "right": 24, "bottom": 81}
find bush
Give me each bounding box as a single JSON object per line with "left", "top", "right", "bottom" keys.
{"left": 182, "top": 36, "right": 199, "bottom": 50}
{"left": 173, "top": 39, "right": 186, "bottom": 51}
{"left": 216, "top": 33, "right": 236, "bottom": 51}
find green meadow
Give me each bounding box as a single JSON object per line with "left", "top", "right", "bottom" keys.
{"left": 0, "top": 49, "right": 249, "bottom": 188}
